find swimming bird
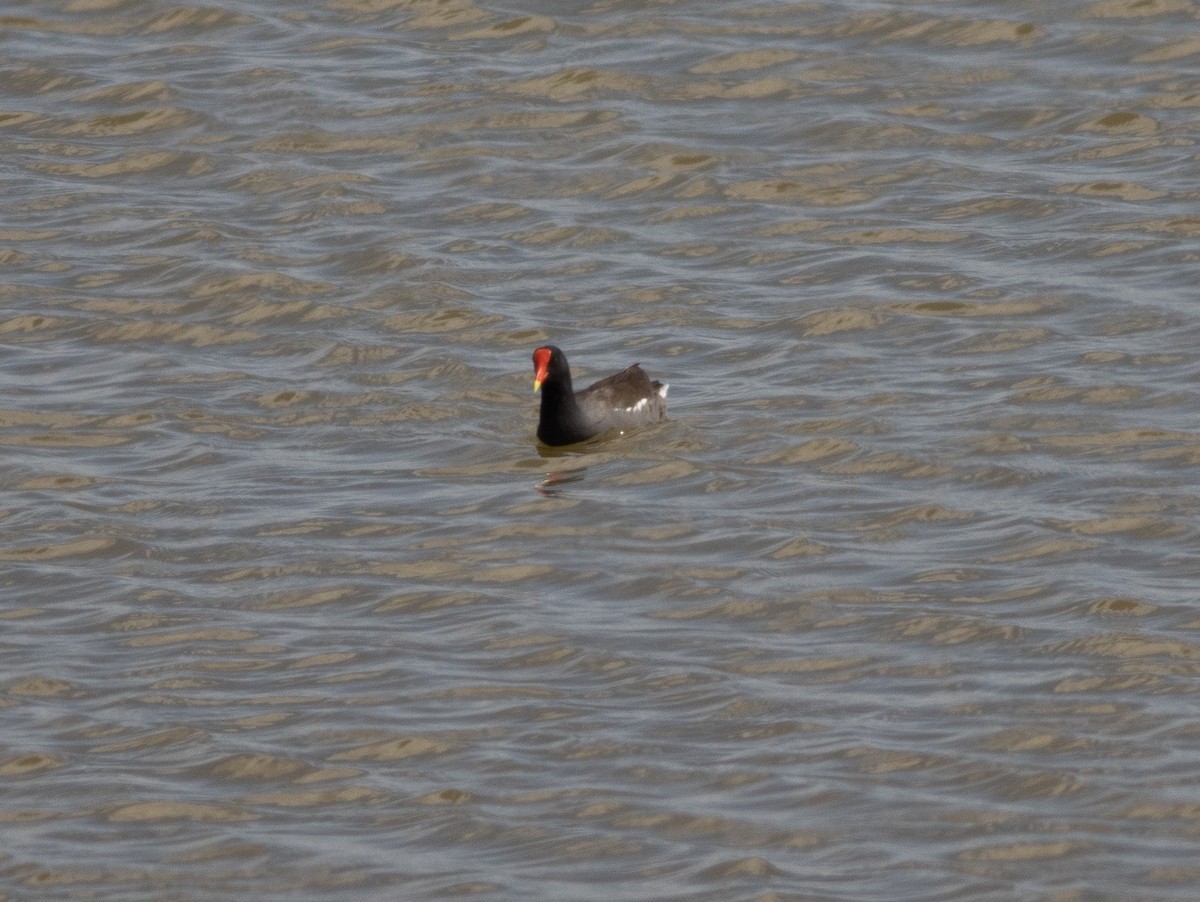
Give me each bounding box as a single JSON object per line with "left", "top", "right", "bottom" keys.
{"left": 532, "top": 345, "right": 668, "bottom": 446}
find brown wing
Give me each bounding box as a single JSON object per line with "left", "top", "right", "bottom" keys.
{"left": 575, "top": 364, "right": 667, "bottom": 432}
{"left": 577, "top": 364, "right": 655, "bottom": 407}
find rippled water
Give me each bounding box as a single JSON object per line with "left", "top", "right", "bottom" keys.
{"left": 4, "top": 0, "right": 1200, "bottom": 898}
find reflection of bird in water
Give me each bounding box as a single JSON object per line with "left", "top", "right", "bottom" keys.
{"left": 535, "top": 466, "right": 588, "bottom": 496}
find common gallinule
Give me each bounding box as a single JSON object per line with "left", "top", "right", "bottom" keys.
{"left": 532, "top": 345, "right": 668, "bottom": 446}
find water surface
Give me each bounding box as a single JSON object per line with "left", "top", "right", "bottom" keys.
{"left": 3, "top": 0, "right": 1200, "bottom": 898}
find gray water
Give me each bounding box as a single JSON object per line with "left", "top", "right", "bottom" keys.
{"left": 3, "top": 0, "right": 1200, "bottom": 898}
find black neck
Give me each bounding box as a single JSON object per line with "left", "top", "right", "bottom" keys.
{"left": 538, "top": 376, "right": 588, "bottom": 444}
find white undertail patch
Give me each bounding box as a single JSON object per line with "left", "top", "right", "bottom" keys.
{"left": 658, "top": 383, "right": 669, "bottom": 398}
